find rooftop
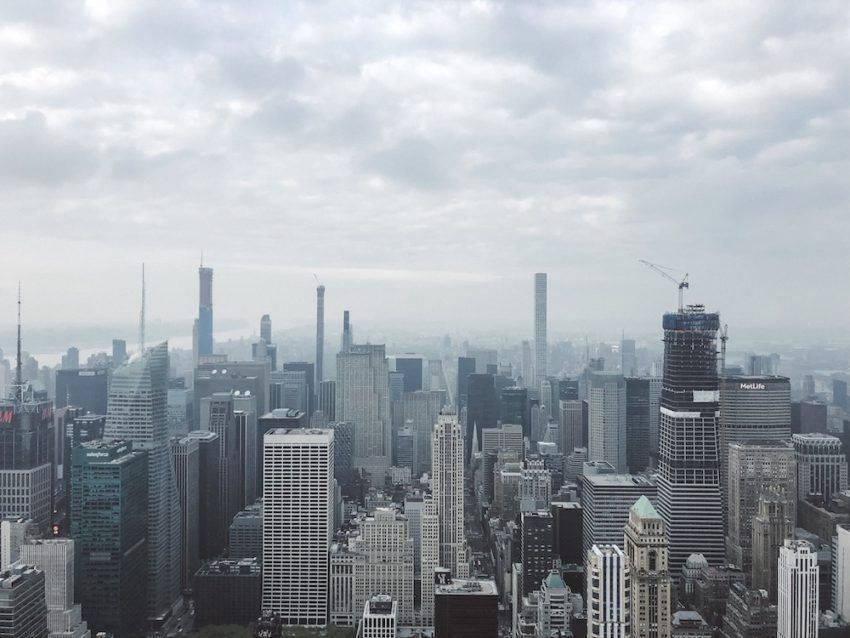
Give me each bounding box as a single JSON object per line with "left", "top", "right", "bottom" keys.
{"left": 435, "top": 578, "right": 498, "bottom": 596}
{"left": 631, "top": 495, "right": 660, "bottom": 519}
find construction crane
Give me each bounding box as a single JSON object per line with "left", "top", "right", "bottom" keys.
{"left": 639, "top": 259, "right": 689, "bottom": 312}
{"left": 719, "top": 323, "right": 729, "bottom": 375}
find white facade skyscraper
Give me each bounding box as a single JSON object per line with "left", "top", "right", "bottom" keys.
{"left": 534, "top": 273, "right": 547, "bottom": 387}
{"left": 587, "top": 544, "right": 630, "bottom": 638}
{"left": 777, "top": 539, "right": 819, "bottom": 638}
{"left": 588, "top": 372, "right": 627, "bottom": 473}
{"left": 262, "top": 428, "right": 334, "bottom": 626}
{"left": 431, "top": 411, "right": 469, "bottom": 580}
{"left": 336, "top": 344, "right": 391, "bottom": 474}
{"left": 103, "top": 341, "right": 182, "bottom": 620}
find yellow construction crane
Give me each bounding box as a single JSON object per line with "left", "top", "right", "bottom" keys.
{"left": 639, "top": 259, "right": 689, "bottom": 312}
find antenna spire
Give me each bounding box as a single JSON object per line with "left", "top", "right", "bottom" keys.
{"left": 15, "top": 282, "right": 22, "bottom": 393}
{"left": 139, "top": 263, "right": 146, "bottom": 353}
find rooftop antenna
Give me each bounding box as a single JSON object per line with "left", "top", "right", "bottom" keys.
{"left": 139, "top": 263, "right": 146, "bottom": 353}
{"left": 15, "top": 282, "right": 22, "bottom": 396}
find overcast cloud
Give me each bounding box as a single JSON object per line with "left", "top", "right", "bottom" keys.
{"left": 1, "top": 0, "right": 848, "bottom": 344}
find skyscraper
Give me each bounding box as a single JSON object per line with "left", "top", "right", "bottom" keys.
{"left": 655, "top": 305, "right": 724, "bottom": 571}
{"left": 201, "top": 392, "right": 241, "bottom": 547}
{"left": 420, "top": 495, "right": 439, "bottom": 626}
{"left": 170, "top": 434, "right": 200, "bottom": 592}
{"left": 260, "top": 314, "right": 272, "bottom": 345}
{"left": 534, "top": 273, "right": 547, "bottom": 387}
{"left": 103, "top": 341, "right": 182, "bottom": 620}
{"left": 198, "top": 264, "right": 214, "bottom": 356}
{"left": 751, "top": 494, "right": 794, "bottom": 601}
{"left": 432, "top": 411, "right": 469, "bottom": 579}
{"left": 588, "top": 372, "right": 627, "bottom": 473}
{"left": 792, "top": 432, "right": 848, "bottom": 503}
{"left": 456, "top": 356, "right": 476, "bottom": 410}
{"left": 625, "top": 377, "right": 651, "bottom": 473}
{"left": 624, "top": 496, "right": 672, "bottom": 638}
{"left": 777, "top": 540, "right": 819, "bottom": 638}
{"left": 465, "top": 373, "right": 497, "bottom": 463}
{"left": 336, "top": 344, "right": 391, "bottom": 474}
{"left": 316, "top": 285, "right": 325, "bottom": 387}
{"left": 342, "top": 310, "right": 353, "bottom": 353}
{"left": 0, "top": 563, "right": 47, "bottom": 638}
{"left": 521, "top": 510, "right": 554, "bottom": 598}
{"left": 262, "top": 428, "right": 334, "bottom": 626}
{"left": 586, "top": 545, "right": 630, "bottom": 638}
{"left": 621, "top": 338, "right": 637, "bottom": 377}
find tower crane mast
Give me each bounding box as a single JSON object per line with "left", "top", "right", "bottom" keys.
{"left": 639, "top": 259, "right": 689, "bottom": 312}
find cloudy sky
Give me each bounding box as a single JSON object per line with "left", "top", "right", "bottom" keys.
{"left": 1, "top": 0, "right": 848, "bottom": 346}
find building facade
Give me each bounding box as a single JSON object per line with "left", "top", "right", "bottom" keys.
{"left": 432, "top": 411, "right": 469, "bottom": 580}
{"left": 777, "top": 540, "right": 819, "bottom": 638}
{"left": 587, "top": 545, "right": 630, "bottom": 638}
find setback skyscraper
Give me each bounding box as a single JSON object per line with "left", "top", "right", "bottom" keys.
{"left": 656, "top": 305, "right": 725, "bottom": 572}
{"left": 534, "top": 273, "right": 547, "bottom": 387}
{"left": 432, "top": 411, "right": 469, "bottom": 579}
{"left": 103, "top": 341, "right": 182, "bottom": 621}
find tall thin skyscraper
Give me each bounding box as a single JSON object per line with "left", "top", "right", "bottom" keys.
{"left": 198, "top": 264, "right": 214, "bottom": 357}
{"left": 316, "top": 284, "right": 325, "bottom": 387}
{"left": 656, "top": 305, "right": 725, "bottom": 572}
{"left": 588, "top": 372, "right": 627, "bottom": 473}
{"left": 587, "top": 544, "right": 630, "bottom": 638}
{"left": 341, "top": 310, "right": 352, "bottom": 353}
{"left": 777, "top": 540, "right": 819, "bottom": 638}
{"left": 534, "top": 273, "right": 547, "bottom": 387}
{"left": 103, "top": 341, "right": 182, "bottom": 620}
{"left": 262, "top": 428, "right": 334, "bottom": 626}
{"left": 431, "top": 411, "right": 469, "bottom": 579}
{"left": 260, "top": 314, "right": 272, "bottom": 344}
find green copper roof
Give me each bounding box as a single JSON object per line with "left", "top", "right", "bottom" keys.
{"left": 544, "top": 570, "right": 566, "bottom": 590}
{"left": 631, "top": 495, "right": 659, "bottom": 519}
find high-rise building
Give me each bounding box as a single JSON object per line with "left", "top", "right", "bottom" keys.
{"left": 534, "top": 273, "right": 547, "bottom": 387}
{"left": 336, "top": 345, "right": 391, "bottom": 475}
{"left": 419, "top": 495, "right": 439, "bottom": 625}
{"left": 360, "top": 595, "right": 397, "bottom": 638}
{"left": 793, "top": 432, "right": 848, "bottom": 503}
{"left": 229, "top": 501, "right": 262, "bottom": 561}
{"left": 521, "top": 510, "right": 554, "bottom": 598}
{"left": 720, "top": 582, "right": 777, "bottom": 638}
{"left": 432, "top": 411, "right": 469, "bottom": 579}
{"left": 260, "top": 314, "right": 272, "bottom": 345}
{"left": 551, "top": 501, "right": 583, "bottom": 566}
{"left": 103, "top": 341, "right": 182, "bottom": 619}
{"left": 319, "top": 380, "right": 336, "bottom": 422}
{"left": 625, "top": 377, "right": 652, "bottom": 474}
{"left": 559, "top": 399, "right": 584, "bottom": 457}
{"left": 621, "top": 339, "right": 637, "bottom": 377}
{"left": 341, "top": 310, "right": 353, "bottom": 354}
{"left": 201, "top": 392, "right": 242, "bottom": 554}
{"left": 751, "top": 494, "right": 794, "bottom": 601}
{"left": 656, "top": 306, "right": 725, "bottom": 572}
{"left": 167, "top": 385, "right": 194, "bottom": 437}
{"left": 588, "top": 372, "right": 627, "bottom": 473}
{"left": 316, "top": 286, "right": 325, "bottom": 387}
{"left": 465, "top": 373, "right": 497, "bottom": 463}
{"left": 234, "top": 395, "right": 257, "bottom": 507}
{"left": 834, "top": 524, "right": 850, "bottom": 623}
{"left": 502, "top": 387, "right": 529, "bottom": 439}
{"left": 112, "top": 339, "right": 127, "bottom": 366}
{"left": 456, "top": 357, "right": 476, "bottom": 410}
{"left": 170, "top": 435, "right": 200, "bottom": 592}
{"left": 833, "top": 379, "right": 848, "bottom": 411}
{"left": 0, "top": 563, "right": 47, "bottom": 638}
{"left": 194, "top": 358, "right": 270, "bottom": 427}
{"left": 624, "top": 496, "right": 672, "bottom": 638}
{"left": 194, "top": 558, "right": 261, "bottom": 628}
{"left": 198, "top": 265, "right": 214, "bottom": 357}
{"left": 282, "top": 362, "right": 316, "bottom": 416}
{"left": 0, "top": 519, "right": 37, "bottom": 568}
{"left": 401, "top": 391, "right": 443, "bottom": 476}
{"left": 725, "top": 441, "right": 795, "bottom": 576}
{"left": 186, "top": 430, "right": 221, "bottom": 560}
{"left": 482, "top": 423, "right": 524, "bottom": 504}
{"left": 71, "top": 440, "right": 147, "bottom": 636}
{"left": 587, "top": 544, "right": 630, "bottom": 638}
{"left": 434, "top": 577, "right": 498, "bottom": 638}
{"left": 55, "top": 368, "right": 108, "bottom": 414}
{"left": 396, "top": 356, "right": 424, "bottom": 393}
{"left": 777, "top": 540, "right": 819, "bottom": 638}
{"left": 262, "top": 428, "right": 334, "bottom": 625}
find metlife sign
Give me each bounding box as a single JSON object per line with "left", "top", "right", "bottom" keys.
{"left": 740, "top": 383, "right": 766, "bottom": 390}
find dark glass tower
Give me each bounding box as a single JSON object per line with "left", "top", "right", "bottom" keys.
{"left": 198, "top": 265, "right": 214, "bottom": 356}
{"left": 465, "top": 373, "right": 497, "bottom": 463}
{"left": 656, "top": 305, "right": 724, "bottom": 573}
{"left": 625, "top": 377, "right": 651, "bottom": 474}
{"left": 456, "top": 357, "right": 476, "bottom": 410}
{"left": 501, "top": 387, "right": 529, "bottom": 438}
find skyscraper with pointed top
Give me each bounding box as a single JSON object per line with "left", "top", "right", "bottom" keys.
{"left": 316, "top": 284, "right": 325, "bottom": 387}
{"left": 198, "top": 261, "right": 214, "bottom": 357}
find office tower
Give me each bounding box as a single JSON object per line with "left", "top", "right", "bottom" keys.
{"left": 195, "top": 558, "right": 261, "bottom": 628}
{"left": 725, "top": 441, "right": 796, "bottom": 576}
{"left": 493, "top": 456, "right": 523, "bottom": 523}
{"left": 420, "top": 495, "right": 439, "bottom": 625}
{"left": 389, "top": 371, "right": 405, "bottom": 404}
{"left": 348, "top": 508, "right": 415, "bottom": 625}
{"left": 229, "top": 501, "right": 262, "bottom": 561}
{"left": 360, "top": 595, "right": 397, "bottom": 638}
{"left": 167, "top": 384, "right": 194, "bottom": 437}
{"left": 0, "top": 519, "right": 37, "bottom": 568}
{"left": 0, "top": 563, "right": 47, "bottom": 638}
{"left": 71, "top": 440, "right": 147, "bottom": 636}
{"left": 252, "top": 340, "right": 277, "bottom": 372}
{"left": 624, "top": 496, "right": 672, "bottom": 638}
{"left": 201, "top": 392, "right": 241, "bottom": 552}
{"left": 625, "top": 377, "right": 651, "bottom": 474}
{"left": 401, "top": 391, "right": 443, "bottom": 476}
{"left": 558, "top": 399, "right": 584, "bottom": 457}
{"left": 834, "top": 524, "right": 850, "bottom": 623}
{"left": 533, "top": 569, "right": 573, "bottom": 638}
{"left": 282, "top": 362, "right": 316, "bottom": 415}
{"left": 434, "top": 577, "right": 498, "bottom": 638}
{"left": 456, "top": 357, "right": 476, "bottom": 410}
{"left": 112, "top": 339, "right": 127, "bottom": 366}
{"left": 501, "top": 387, "right": 529, "bottom": 437}
{"left": 260, "top": 314, "right": 272, "bottom": 345}
{"left": 319, "top": 380, "right": 336, "bottom": 421}
{"left": 833, "top": 379, "right": 848, "bottom": 411}
{"left": 793, "top": 433, "right": 848, "bottom": 502}
{"left": 534, "top": 273, "right": 547, "bottom": 386}
{"left": 521, "top": 510, "right": 554, "bottom": 597}
{"left": 432, "top": 411, "right": 469, "bottom": 579}
{"left": 194, "top": 358, "right": 270, "bottom": 426}
{"left": 520, "top": 340, "right": 533, "bottom": 387}
{"left": 656, "top": 306, "right": 724, "bottom": 572}
{"left": 103, "top": 341, "right": 181, "bottom": 619}
{"left": 520, "top": 460, "right": 552, "bottom": 510}
{"left": 186, "top": 430, "right": 221, "bottom": 559}
{"left": 426, "top": 359, "right": 446, "bottom": 393}
{"left": 60, "top": 347, "right": 79, "bottom": 371}
{"left": 465, "top": 373, "right": 497, "bottom": 463}
{"left": 581, "top": 462, "right": 658, "bottom": 557}
{"left": 720, "top": 583, "right": 777, "bottom": 638}
{"left": 587, "top": 545, "right": 630, "bottom": 638}
{"left": 341, "top": 310, "right": 353, "bottom": 354}
{"left": 621, "top": 339, "right": 637, "bottom": 377}
{"left": 198, "top": 264, "right": 213, "bottom": 356}
{"left": 55, "top": 368, "right": 108, "bottom": 413}
{"left": 395, "top": 424, "right": 415, "bottom": 471}
{"left": 751, "top": 495, "right": 794, "bottom": 601}
{"left": 551, "top": 501, "right": 583, "bottom": 566}
{"left": 797, "top": 399, "right": 828, "bottom": 435}
{"left": 262, "top": 428, "right": 334, "bottom": 625}
{"left": 482, "top": 423, "right": 524, "bottom": 503}
{"left": 588, "top": 372, "right": 627, "bottom": 472}
{"left": 170, "top": 435, "right": 200, "bottom": 592}
{"left": 777, "top": 540, "right": 819, "bottom": 638}
{"left": 336, "top": 344, "right": 391, "bottom": 474}
{"left": 233, "top": 396, "right": 257, "bottom": 507}
{"left": 0, "top": 366, "right": 53, "bottom": 531}
{"left": 396, "top": 356, "right": 424, "bottom": 393}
